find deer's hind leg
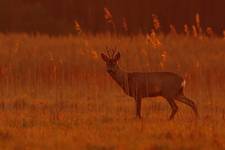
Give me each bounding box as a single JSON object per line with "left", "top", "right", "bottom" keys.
{"left": 166, "top": 98, "right": 178, "bottom": 120}
{"left": 175, "top": 95, "right": 198, "bottom": 117}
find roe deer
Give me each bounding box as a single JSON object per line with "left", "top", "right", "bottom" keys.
{"left": 101, "top": 48, "right": 198, "bottom": 120}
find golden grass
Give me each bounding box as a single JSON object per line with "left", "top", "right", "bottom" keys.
{"left": 0, "top": 33, "right": 224, "bottom": 149}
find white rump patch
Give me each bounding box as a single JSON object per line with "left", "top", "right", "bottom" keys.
{"left": 181, "top": 80, "right": 186, "bottom": 87}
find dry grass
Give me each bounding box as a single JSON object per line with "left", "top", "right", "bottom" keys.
{"left": 0, "top": 33, "right": 225, "bottom": 149}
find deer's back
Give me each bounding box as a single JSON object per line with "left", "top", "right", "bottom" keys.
{"left": 127, "top": 72, "right": 184, "bottom": 98}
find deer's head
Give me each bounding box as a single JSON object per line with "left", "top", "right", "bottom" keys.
{"left": 101, "top": 47, "right": 120, "bottom": 74}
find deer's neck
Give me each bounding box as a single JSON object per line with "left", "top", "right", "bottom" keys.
{"left": 109, "top": 66, "right": 129, "bottom": 93}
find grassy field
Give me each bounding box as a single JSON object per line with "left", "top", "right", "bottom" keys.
{"left": 0, "top": 33, "right": 224, "bottom": 149}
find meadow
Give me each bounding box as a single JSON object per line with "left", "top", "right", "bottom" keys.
{"left": 0, "top": 33, "right": 224, "bottom": 149}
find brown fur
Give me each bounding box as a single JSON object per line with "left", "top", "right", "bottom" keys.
{"left": 101, "top": 51, "right": 198, "bottom": 120}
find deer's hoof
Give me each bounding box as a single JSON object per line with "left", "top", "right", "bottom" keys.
{"left": 135, "top": 115, "right": 142, "bottom": 120}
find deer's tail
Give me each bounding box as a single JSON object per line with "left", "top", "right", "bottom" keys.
{"left": 181, "top": 79, "right": 186, "bottom": 87}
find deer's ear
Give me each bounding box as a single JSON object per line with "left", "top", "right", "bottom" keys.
{"left": 101, "top": 53, "right": 108, "bottom": 62}
{"left": 114, "top": 52, "right": 120, "bottom": 61}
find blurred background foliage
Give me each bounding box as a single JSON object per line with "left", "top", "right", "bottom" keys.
{"left": 0, "top": 0, "right": 224, "bottom": 35}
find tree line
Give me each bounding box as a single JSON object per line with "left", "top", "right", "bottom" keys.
{"left": 0, "top": 0, "right": 224, "bottom": 35}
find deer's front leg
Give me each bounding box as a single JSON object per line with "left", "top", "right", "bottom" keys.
{"left": 135, "top": 97, "right": 142, "bottom": 119}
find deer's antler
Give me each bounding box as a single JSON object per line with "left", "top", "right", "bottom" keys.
{"left": 105, "top": 47, "right": 117, "bottom": 59}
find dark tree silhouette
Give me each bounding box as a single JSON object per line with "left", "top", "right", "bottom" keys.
{"left": 0, "top": 0, "right": 224, "bottom": 35}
